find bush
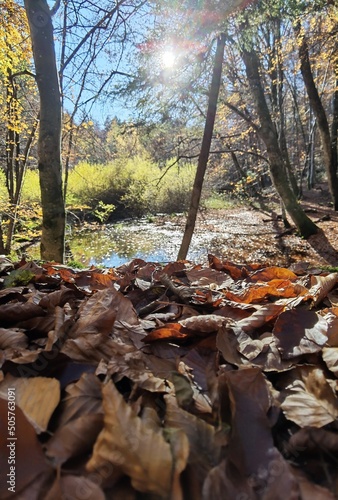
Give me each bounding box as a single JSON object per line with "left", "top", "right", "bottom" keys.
{"left": 14, "top": 157, "right": 196, "bottom": 220}
{"left": 66, "top": 158, "right": 196, "bottom": 218}
{"left": 21, "top": 169, "right": 41, "bottom": 203}
{"left": 152, "top": 162, "right": 195, "bottom": 213}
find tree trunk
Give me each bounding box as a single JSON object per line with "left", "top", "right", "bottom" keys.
{"left": 177, "top": 33, "right": 226, "bottom": 260}
{"left": 241, "top": 46, "right": 318, "bottom": 238}
{"left": 294, "top": 22, "right": 338, "bottom": 210}
{"left": 24, "top": 0, "right": 65, "bottom": 262}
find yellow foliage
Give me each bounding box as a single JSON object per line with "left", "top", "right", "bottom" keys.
{"left": 0, "top": 0, "right": 31, "bottom": 76}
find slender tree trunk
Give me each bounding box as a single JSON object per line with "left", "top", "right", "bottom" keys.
{"left": 271, "top": 18, "right": 299, "bottom": 197}
{"left": 177, "top": 33, "right": 226, "bottom": 260}
{"left": 24, "top": 0, "right": 65, "bottom": 262}
{"left": 294, "top": 22, "right": 338, "bottom": 210}
{"left": 241, "top": 46, "right": 318, "bottom": 238}
{"left": 331, "top": 74, "right": 338, "bottom": 179}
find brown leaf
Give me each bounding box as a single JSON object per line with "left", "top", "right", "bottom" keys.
{"left": 217, "top": 368, "right": 299, "bottom": 499}
{"left": 0, "top": 327, "right": 28, "bottom": 350}
{"left": 202, "top": 451, "right": 299, "bottom": 500}
{"left": 0, "top": 398, "right": 52, "bottom": 498}
{"left": 45, "top": 474, "right": 105, "bottom": 500}
{"left": 38, "top": 285, "right": 83, "bottom": 311}
{"left": 273, "top": 309, "right": 328, "bottom": 359}
{"left": 217, "top": 326, "right": 293, "bottom": 371}
{"left": 250, "top": 266, "right": 298, "bottom": 282}
{"left": 280, "top": 366, "right": 338, "bottom": 427}
{"left": 0, "top": 374, "right": 60, "bottom": 433}
{"left": 208, "top": 255, "right": 251, "bottom": 279}
{"left": 308, "top": 273, "right": 338, "bottom": 307}
{"left": 45, "top": 413, "right": 103, "bottom": 465}
{"left": 291, "top": 467, "right": 336, "bottom": 500}
{"left": 69, "top": 288, "right": 138, "bottom": 338}
{"left": 322, "top": 347, "right": 338, "bottom": 376}
{"left": 61, "top": 333, "right": 135, "bottom": 364}
{"left": 222, "top": 367, "right": 275, "bottom": 476}
{"left": 186, "top": 267, "right": 234, "bottom": 287}
{"left": 323, "top": 308, "right": 338, "bottom": 346}
{"left": 56, "top": 372, "right": 103, "bottom": 426}
{"left": 179, "top": 314, "right": 226, "bottom": 333}
{"left": 167, "top": 429, "right": 190, "bottom": 500}
{"left": 236, "top": 303, "right": 285, "bottom": 332}
{"left": 164, "top": 393, "right": 221, "bottom": 479}
{"left": 106, "top": 350, "right": 169, "bottom": 392}
{"left": 87, "top": 380, "right": 173, "bottom": 496}
{"left": 288, "top": 427, "right": 338, "bottom": 455}
{"left": 224, "top": 279, "right": 306, "bottom": 303}
{"left": 142, "top": 323, "right": 192, "bottom": 343}
{"left": 0, "top": 301, "right": 46, "bottom": 326}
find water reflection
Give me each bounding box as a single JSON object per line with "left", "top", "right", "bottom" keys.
{"left": 69, "top": 221, "right": 188, "bottom": 267}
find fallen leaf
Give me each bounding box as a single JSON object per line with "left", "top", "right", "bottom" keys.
{"left": 280, "top": 366, "right": 338, "bottom": 427}
{"left": 69, "top": 288, "right": 138, "bottom": 338}
{"left": 322, "top": 347, "right": 338, "bottom": 376}
{"left": 308, "top": 273, "right": 338, "bottom": 307}
{"left": 179, "top": 314, "right": 226, "bottom": 333}
{"left": 0, "top": 374, "right": 60, "bottom": 433}
{"left": 273, "top": 309, "right": 328, "bottom": 359}
{"left": 0, "top": 328, "right": 28, "bottom": 350}
{"left": 288, "top": 427, "right": 338, "bottom": 455}
{"left": 45, "top": 413, "right": 103, "bottom": 465}
{"left": 45, "top": 474, "right": 105, "bottom": 500}
{"left": 56, "top": 372, "right": 103, "bottom": 426}
{"left": 0, "top": 398, "right": 52, "bottom": 498}
{"left": 164, "top": 393, "right": 221, "bottom": 479}
{"left": 250, "top": 266, "right": 298, "bottom": 282}
{"left": 87, "top": 380, "right": 173, "bottom": 496}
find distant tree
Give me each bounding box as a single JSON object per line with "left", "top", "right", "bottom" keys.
{"left": 294, "top": 12, "right": 338, "bottom": 209}
{"left": 240, "top": 37, "right": 318, "bottom": 237}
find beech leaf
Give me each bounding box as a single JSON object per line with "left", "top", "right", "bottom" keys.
{"left": 280, "top": 366, "right": 338, "bottom": 427}
{"left": 87, "top": 380, "right": 173, "bottom": 496}
{"left": 0, "top": 374, "right": 60, "bottom": 433}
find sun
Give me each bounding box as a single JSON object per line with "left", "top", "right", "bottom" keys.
{"left": 161, "top": 50, "right": 176, "bottom": 69}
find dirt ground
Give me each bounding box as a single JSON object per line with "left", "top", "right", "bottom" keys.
{"left": 189, "top": 185, "right": 338, "bottom": 268}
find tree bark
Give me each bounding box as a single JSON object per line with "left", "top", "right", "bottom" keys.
{"left": 241, "top": 46, "right": 318, "bottom": 238}
{"left": 24, "top": 0, "right": 65, "bottom": 262}
{"left": 177, "top": 33, "right": 226, "bottom": 260}
{"left": 294, "top": 22, "right": 338, "bottom": 210}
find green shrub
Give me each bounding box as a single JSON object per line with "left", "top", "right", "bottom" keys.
{"left": 153, "top": 162, "right": 195, "bottom": 213}
{"left": 14, "top": 157, "right": 196, "bottom": 221}
{"left": 21, "top": 169, "right": 41, "bottom": 202}
{"left": 66, "top": 158, "right": 195, "bottom": 217}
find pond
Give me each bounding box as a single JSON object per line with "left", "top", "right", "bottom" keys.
{"left": 67, "top": 217, "right": 227, "bottom": 267}
{"left": 25, "top": 209, "right": 279, "bottom": 267}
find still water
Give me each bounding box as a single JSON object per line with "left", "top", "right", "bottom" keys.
{"left": 68, "top": 218, "right": 222, "bottom": 267}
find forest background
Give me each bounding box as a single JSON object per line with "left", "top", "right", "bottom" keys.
{"left": 1, "top": 0, "right": 338, "bottom": 263}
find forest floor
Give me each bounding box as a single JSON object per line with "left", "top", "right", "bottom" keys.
{"left": 159, "top": 184, "right": 338, "bottom": 268}
{"left": 0, "top": 185, "right": 338, "bottom": 498}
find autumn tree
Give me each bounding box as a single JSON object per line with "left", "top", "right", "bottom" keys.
{"left": 0, "top": 0, "right": 38, "bottom": 254}
{"left": 293, "top": 6, "right": 338, "bottom": 209}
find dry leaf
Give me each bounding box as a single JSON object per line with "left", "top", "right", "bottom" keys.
{"left": 0, "top": 398, "right": 52, "bottom": 498}
{"left": 0, "top": 374, "right": 60, "bottom": 433}
{"left": 87, "top": 380, "right": 173, "bottom": 496}
{"left": 273, "top": 309, "right": 328, "bottom": 359}
{"left": 280, "top": 366, "right": 338, "bottom": 427}
{"left": 322, "top": 347, "right": 338, "bottom": 376}
{"left": 179, "top": 314, "right": 226, "bottom": 332}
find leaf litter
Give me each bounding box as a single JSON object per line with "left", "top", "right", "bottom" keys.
{"left": 0, "top": 255, "right": 337, "bottom": 499}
